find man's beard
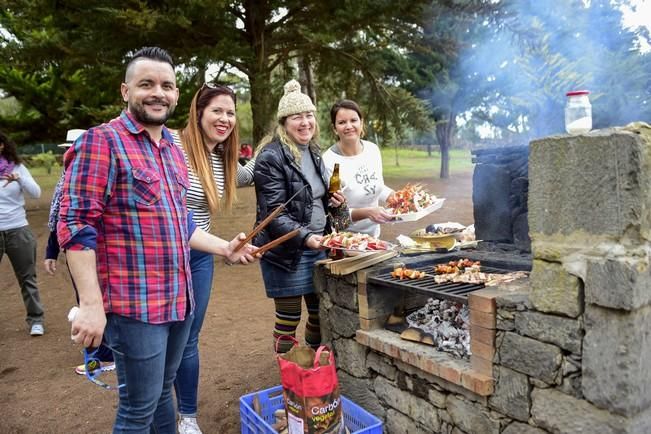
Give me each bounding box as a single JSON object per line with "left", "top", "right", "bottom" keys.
{"left": 129, "top": 99, "right": 175, "bottom": 126}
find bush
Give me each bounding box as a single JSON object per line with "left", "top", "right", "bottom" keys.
{"left": 29, "top": 151, "right": 58, "bottom": 174}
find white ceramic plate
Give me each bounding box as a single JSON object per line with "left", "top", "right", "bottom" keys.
{"left": 388, "top": 198, "right": 446, "bottom": 223}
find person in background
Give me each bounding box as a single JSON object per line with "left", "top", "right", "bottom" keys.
{"left": 0, "top": 130, "right": 43, "bottom": 336}
{"left": 239, "top": 143, "right": 253, "bottom": 165}
{"left": 44, "top": 131, "right": 115, "bottom": 375}
{"left": 171, "top": 83, "right": 255, "bottom": 434}
{"left": 58, "top": 47, "right": 257, "bottom": 433}
{"left": 253, "top": 80, "right": 346, "bottom": 354}
{"left": 322, "top": 99, "right": 395, "bottom": 238}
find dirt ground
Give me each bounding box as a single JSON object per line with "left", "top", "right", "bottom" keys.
{"left": 0, "top": 171, "right": 473, "bottom": 434}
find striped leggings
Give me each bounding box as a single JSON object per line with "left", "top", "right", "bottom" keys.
{"left": 273, "top": 293, "right": 321, "bottom": 353}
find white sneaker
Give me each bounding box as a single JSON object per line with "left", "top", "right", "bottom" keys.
{"left": 178, "top": 416, "right": 202, "bottom": 434}
{"left": 30, "top": 324, "right": 44, "bottom": 336}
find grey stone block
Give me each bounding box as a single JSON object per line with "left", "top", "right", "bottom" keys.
{"left": 446, "top": 395, "right": 501, "bottom": 434}
{"left": 333, "top": 338, "right": 368, "bottom": 378}
{"left": 366, "top": 351, "right": 396, "bottom": 381}
{"left": 337, "top": 371, "right": 386, "bottom": 420}
{"left": 327, "top": 304, "right": 359, "bottom": 338}
{"left": 531, "top": 387, "right": 642, "bottom": 434}
{"left": 498, "top": 332, "right": 562, "bottom": 384}
{"left": 488, "top": 366, "right": 531, "bottom": 422}
{"left": 529, "top": 129, "right": 651, "bottom": 238}
{"left": 502, "top": 421, "right": 547, "bottom": 434}
{"left": 530, "top": 260, "right": 583, "bottom": 318}
{"left": 514, "top": 310, "right": 583, "bottom": 354}
{"left": 324, "top": 272, "right": 358, "bottom": 311}
{"left": 374, "top": 376, "right": 440, "bottom": 431}
{"left": 384, "top": 409, "right": 422, "bottom": 434}
{"left": 583, "top": 304, "right": 651, "bottom": 416}
{"left": 585, "top": 258, "right": 651, "bottom": 310}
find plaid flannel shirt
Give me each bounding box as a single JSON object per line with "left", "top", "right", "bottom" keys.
{"left": 57, "top": 111, "right": 195, "bottom": 323}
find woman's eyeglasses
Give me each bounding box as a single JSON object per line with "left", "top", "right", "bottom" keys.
{"left": 83, "top": 347, "right": 125, "bottom": 391}
{"left": 200, "top": 82, "right": 237, "bottom": 104}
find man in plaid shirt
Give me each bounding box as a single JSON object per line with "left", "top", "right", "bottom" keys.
{"left": 58, "top": 47, "right": 257, "bottom": 433}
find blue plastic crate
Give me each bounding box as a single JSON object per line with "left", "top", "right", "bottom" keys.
{"left": 240, "top": 385, "right": 383, "bottom": 434}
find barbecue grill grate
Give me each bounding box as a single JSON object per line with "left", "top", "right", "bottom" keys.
{"left": 368, "top": 258, "right": 525, "bottom": 304}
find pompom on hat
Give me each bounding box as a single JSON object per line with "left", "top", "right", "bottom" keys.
{"left": 277, "top": 79, "right": 316, "bottom": 120}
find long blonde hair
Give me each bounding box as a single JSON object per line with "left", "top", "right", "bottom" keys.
{"left": 256, "top": 117, "right": 321, "bottom": 162}
{"left": 180, "top": 85, "right": 239, "bottom": 214}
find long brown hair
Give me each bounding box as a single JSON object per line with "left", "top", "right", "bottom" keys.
{"left": 0, "top": 130, "right": 21, "bottom": 164}
{"left": 180, "top": 85, "right": 239, "bottom": 214}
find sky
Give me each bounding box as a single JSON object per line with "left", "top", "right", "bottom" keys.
{"left": 620, "top": 0, "right": 651, "bottom": 51}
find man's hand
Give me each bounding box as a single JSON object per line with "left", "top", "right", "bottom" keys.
{"left": 44, "top": 259, "right": 57, "bottom": 275}
{"left": 71, "top": 302, "right": 106, "bottom": 348}
{"left": 225, "top": 232, "right": 259, "bottom": 264}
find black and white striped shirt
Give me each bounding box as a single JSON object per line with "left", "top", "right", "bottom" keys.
{"left": 171, "top": 131, "right": 255, "bottom": 232}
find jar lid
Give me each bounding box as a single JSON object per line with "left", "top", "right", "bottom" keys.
{"left": 566, "top": 90, "right": 590, "bottom": 96}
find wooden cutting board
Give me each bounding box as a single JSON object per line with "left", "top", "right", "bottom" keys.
{"left": 325, "top": 250, "right": 398, "bottom": 275}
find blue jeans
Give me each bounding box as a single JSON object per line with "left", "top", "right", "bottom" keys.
{"left": 104, "top": 312, "right": 193, "bottom": 434}
{"left": 174, "top": 249, "right": 214, "bottom": 417}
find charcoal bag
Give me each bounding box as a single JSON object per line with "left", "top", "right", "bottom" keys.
{"left": 277, "top": 337, "right": 345, "bottom": 434}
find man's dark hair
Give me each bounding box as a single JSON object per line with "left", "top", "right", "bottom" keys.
{"left": 125, "top": 46, "right": 175, "bottom": 80}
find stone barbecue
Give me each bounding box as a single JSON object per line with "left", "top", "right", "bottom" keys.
{"left": 315, "top": 124, "right": 651, "bottom": 433}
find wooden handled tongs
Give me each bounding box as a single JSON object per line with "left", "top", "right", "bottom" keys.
{"left": 233, "top": 185, "right": 308, "bottom": 254}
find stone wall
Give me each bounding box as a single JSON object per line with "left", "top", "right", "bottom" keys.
{"left": 315, "top": 123, "right": 651, "bottom": 433}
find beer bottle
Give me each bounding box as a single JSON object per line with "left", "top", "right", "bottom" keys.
{"left": 328, "top": 163, "right": 340, "bottom": 196}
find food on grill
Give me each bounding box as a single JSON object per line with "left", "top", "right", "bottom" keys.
{"left": 386, "top": 183, "right": 437, "bottom": 215}
{"left": 391, "top": 267, "right": 426, "bottom": 280}
{"left": 434, "top": 259, "right": 480, "bottom": 274}
{"left": 321, "top": 231, "right": 389, "bottom": 251}
{"left": 434, "top": 267, "right": 529, "bottom": 286}
{"left": 404, "top": 298, "right": 470, "bottom": 358}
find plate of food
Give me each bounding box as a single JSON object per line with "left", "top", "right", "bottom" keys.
{"left": 321, "top": 231, "right": 395, "bottom": 255}
{"left": 386, "top": 184, "right": 445, "bottom": 222}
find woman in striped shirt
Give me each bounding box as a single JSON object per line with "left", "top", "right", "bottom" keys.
{"left": 172, "top": 83, "right": 255, "bottom": 434}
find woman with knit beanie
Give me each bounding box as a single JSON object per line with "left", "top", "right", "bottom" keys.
{"left": 253, "top": 79, "right": 347, "bottom": 353}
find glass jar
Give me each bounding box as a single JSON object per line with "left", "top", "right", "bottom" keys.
{"left": 565, "top": 90, "right": 592, "bottom": 134}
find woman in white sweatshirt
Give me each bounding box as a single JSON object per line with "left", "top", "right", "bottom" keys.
{"left": 323, "top": 100, "right": 395, "bottom": 237}
{"left": 0, "top": 130, "right": 43, "bottom": 336}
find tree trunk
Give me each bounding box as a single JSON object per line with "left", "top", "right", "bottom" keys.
{"left": 299, "top": 56, "right": 316, "bottom": 107}
{"left": 244, "top": 0, "right": 274, "bottom": 146}
{"left": 249, "top": 71, "right": 274, "bottom": 145}
{"left": 435, "top": 112, "right": 456, "bottom": 179}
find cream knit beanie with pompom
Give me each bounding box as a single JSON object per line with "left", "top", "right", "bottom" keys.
{"left": 277, "top": 79, "right": 316, "bottom": 120}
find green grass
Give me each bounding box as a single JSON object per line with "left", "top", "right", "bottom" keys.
{"left": 380, "top": 147, "right": 474, "bottom": 179}
{"left": 27, "top": 165, "right": 63, "bottom": 190}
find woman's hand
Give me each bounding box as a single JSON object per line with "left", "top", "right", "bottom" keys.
{"left": 44, "top": 259, "right": 57, "bottom": 275}
{"left": 305, "top": 234, "right": 324, "bottom": 250}
{"left": 365, "top": 207, "right": 395, "bottom": 224}
{"left": 1, "top": 172, "right": 20, "bottom": 187}
{"left": 225, "top": 233, "right": 259, "bottom": 265}
{"left": 328, "top": 191, "right": 346, "bottom": 207}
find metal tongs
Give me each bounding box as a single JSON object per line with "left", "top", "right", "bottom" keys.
{"left": 233, "top": 185, "right": 308, "bottom": 254}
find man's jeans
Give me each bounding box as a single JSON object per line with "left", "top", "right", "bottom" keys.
{"left": 104, "top": 312, "right": 193, "bottom": 434}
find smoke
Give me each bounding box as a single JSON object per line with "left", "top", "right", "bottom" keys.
{"left": 437, "top": 0, "right": 651, "bottom": 141}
